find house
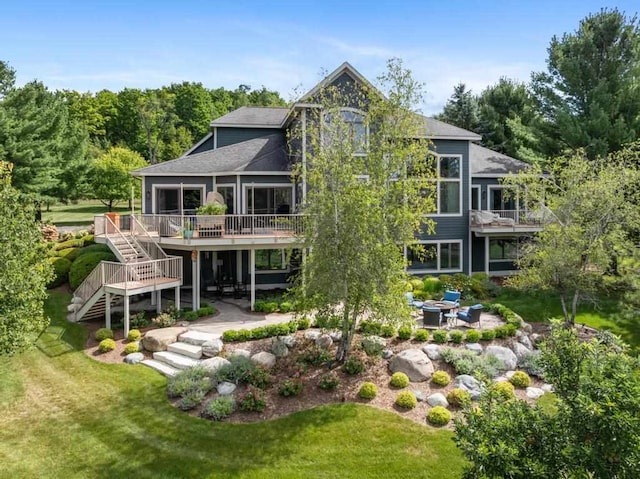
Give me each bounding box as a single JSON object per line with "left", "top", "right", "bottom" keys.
{"left": 72, "top": 62, "right": 544, "bottom": 333}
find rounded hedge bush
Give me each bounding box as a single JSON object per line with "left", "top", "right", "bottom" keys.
{"left": 69, "top": 251, "right": 116, "bottom": 289}
{"left": 56, "top": 247, "right": 82, "bottom": 262}
{"left": 390, "top": 372, "right": 410, "bottom": 388}
{"left": 53, "top": 238, "right": 85, "bottom": 251}
{"left": 449, "top": 330, "right": 464, "bottom": 344}
{"left": 414, "top": 329, "right": 429, "bottom": 342}
{"left": 358, "top": 382, "right": 378, "bottom": 399}
{"left": 342, "top": 355, "right": 365, "bottom": 375}
{"left": 47, "top": 256, "right": 72, "bottom": 288}
{"left": 395, "top": 391, "right": 418, "bottom": 409}
{"left": 99, "top": 338, "right": 116, "bottom": 353}
{"left": 465, "top": 330, "right": 481, "bottom": 343}
{"left": 75, "top": 243, "right": 112, "bottom": 259}
{"left": 432, "top": 329, "right": 448, "bottom": 344}
{"left": 397, "top": 326, "right": 412, "bottom": 341}
{"left": 127, "top": 329, "right": 142, "bottom": 342}
{"left": 95, "top": 328, "right": 114, "bottom": 341}
{"left": 427, "top": 406, "right": 451, "bottom": 426}
{"left": 481, "top": 329, "right": 496, "bottom": 341}
{"left": 509, "top": 371, "right": 531, "bottom": 388}
{"left": 124, "top": 342, "right": 140, "bottom": 354}
{"left": 431, "top": 370, "right": 451, "bottom": 386}
{"left": 447, "top": 388, "right": 472, "bottom": 407}
{"left": 495, "top": 381, "right": 516, "bottom": 400}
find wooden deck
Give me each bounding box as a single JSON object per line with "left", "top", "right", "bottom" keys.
{"left": 104, "top": 277, "right": 181, "bottom": 296}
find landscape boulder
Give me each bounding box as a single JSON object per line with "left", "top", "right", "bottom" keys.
{"left": 201, "top": 356, "right": 230, "bottom": 375}
{"left": 426, "top": 393, "right": 449, "bottom": 408}
{"left": 141, "top": 327, "right": 187, "bottom": 352}
{"left": 526, "top": 387, "right": 545, "bottom": 400}
{"left": 517, "top": 334, "right": 534, "bottom": 350}
{"left": 229, "top": 348, "right": 251, "bottom": 358}
{"left": 362, "top": 336, "right": 386, "bottom": 356}
{"left": 124, "top": 352, "right": 144, "bottom": 364}
{"left": 252, "top": 351, "right": 277, "bottom": 369}
{"left": 315, "top": 334, "right": 333, "bottom": 349}
{"left": 485, "top": 345, "right": 518, "bottom": 371}
{"left": 465, "top": 343, "right": 483, "bottom": 355}
{"left": 454, "top": 375, "right": 484, "bottom": 400}
{"left": 422, "top": 344, "right": 441, "bottom": 360}
{"left": 510, "top": 342, "right": 532, "bottom": 362}
{"left": 201, "top": 338, "right": 224, "bottom": 357}
{"left": 282, "top": 335, "right": 297, "bottom": 348}
{"left": 271, "top": 338, "right": 289, "bottom": 358}
{"left": 304, "top": 330, "right": 321, "bottom": 341}
{"left": 389, "top": 349, "right": 434, "bottom": 382}
{"left": 329, "top": 331, "right": 342, "bottom": 342}
{"left": 217, "top": 382, "right": 237, "bottom": 396}
{"left": 382, "top": 349, "right": 394, "bottom": 359}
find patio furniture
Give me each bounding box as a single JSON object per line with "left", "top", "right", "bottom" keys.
{"left": 405, "top": 292, "right": 424, "bottom": 309}
{"left": 448, "top": 304, "right": 484, "bottom": 328}
{"left": 473, "top": 210, "right": 515, "bottom": 226}
{"left": 422, "top": 306, "right": 442, "bottom": 328}
{"left": 441, "top": 290, "right": 461, "bottom": 308}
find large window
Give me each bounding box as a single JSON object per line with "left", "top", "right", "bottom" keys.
{"left": 246, "top": 186, "right": 293, "bottom": 214}
{"left": 216, "top": 185, "right": 235, "bottom": 214}
{"left": 436, "top": 156, "right": 461, "bottom": 214}
{"left": 154, "top": 186, "right": 204, "bottom": 214}
{"left": 407, "top": 241, "right": 462, "bottom": 272}
{"left": 324, "top": 108, "right": 367, "bottom": 155}
{"left": 489, "top": 187, "right": 518, "bottom": 211}
{"left": 255, "top": 249, "right": 287, "bottom": 271}
{"left": 489, "top": 238, "right": 519, "bottom": 261}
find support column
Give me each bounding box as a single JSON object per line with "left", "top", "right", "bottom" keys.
{"left": 105, "top": 292, "right": 111, "bottom": 330}
{"left": 156, "top": 291, "right": 162, "bottom": 314}
{"left": 192, "top": 250, "right": 198, "bottom": 311}
{"left": 236, "top": 250, "right": 242, "bottom": 283}
{"left": 150, "top": 291, "right": 156, "bottom": 306}
{"left": 250, "top": 248, "right": 256, "bottom": 311}
{"left": 175, "top": 285, "right": 181, "bottom": 311}
{"left": 124, "top": 295, "right": 130, "bottom": 338}
{"left": 196, "top": 251, "right": 201, "bottom": 311}
{"left": 484, "top": 236, "right": 490, "bottom": 275}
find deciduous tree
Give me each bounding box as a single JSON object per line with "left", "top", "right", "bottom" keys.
{"left": 90, "top": 146, "right": 147, "bottom": 211}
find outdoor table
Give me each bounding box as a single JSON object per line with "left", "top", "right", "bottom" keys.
{"left": 423, "top": 301, "right": 457, "bottom": 328}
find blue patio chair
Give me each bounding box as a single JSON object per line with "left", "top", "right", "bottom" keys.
{"left": 441, "top": 290, "right": 461, "bottom": 308}
{"left": 455, "top": 304, "right": 484, "bottom": 328}
{"left": 422, "top": 306, "right": 442, "bottom": 328}
{"left": 405, "top": 292, "right": 424, "bottom": 309}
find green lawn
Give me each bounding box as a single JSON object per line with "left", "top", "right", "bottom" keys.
{"left": 0, "top": 292, "right": 466, "bottom": 479}
{"left": 44, "top": 200, "right": 142, "bottom": 226}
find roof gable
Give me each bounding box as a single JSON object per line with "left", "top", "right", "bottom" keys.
{"left": 210, "top": 106, "right": 290, "bottom": 128}
{"left": 298, "top": 61, "right": 378, "bottom": 102}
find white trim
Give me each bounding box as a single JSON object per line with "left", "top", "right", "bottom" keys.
{"left": 151, "top": 183, "right": 206, "bottom": 214}
{"left": 406, "top": 239, "right": 464, "bottom": 274}
{"left": 215, "top": 183, "right": 236, "bottom": 214}
{"left": 487, "top": 185, "right": 519, "bottom": 212}
{"left": 301, "top": 108, "right": 307, "bottom": 204}
{"left": 209, "top": 122, "right": 288, "bottom": 129}
{"left": 255, "top": 282, "right": 292, "bottom": 290}
{"left": 488, "top": 237, "right": 523, "bottom": 262}
{"left": 427, "top": 153, "right": 463, "bottom": 217}
{"left": 471, "top": 185, "right": 480, "bottom": 211}
{"left": 472, "top": 173, "right": 518, "bottom": 178}
{"left": 142, "top": 177, "right": 147, "bottom": 214}
{"left": 181, "top": 132, "right": 212, "bottom": 157}
{"left": 484, "top": 236, "right": 489, "bottom": 274}
{"left": 133, "top": 171, "right": 292, "bottom": 177}
{"left": 415, "top": 134, "right": 481, "bottom": 141}
{"left": 299, "top": 61, "right": 378, "bottom": 102}
{"left": 242, "top": 183, "right": 295, "bottom": 214}
{"left": 213, "top": 128, "right": 217, "bottom": 149}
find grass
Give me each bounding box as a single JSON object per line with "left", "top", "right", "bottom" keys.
{"left": 44, "top": 200, "right": 142, "bottom": 226}
{"left": 0, "top": 292, "right": 467, "bottom": 479}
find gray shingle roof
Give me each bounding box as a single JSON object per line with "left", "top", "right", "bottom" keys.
{"left": 470, "top": 143, "right": 529, "bottom": 175}
{"left": 210, "top": 106, "right": 290, "bottom": 127}
{"left": 132, "top": 134, "right": 289, "bottom": 176}
{"left": 421, "top": 116, "right": 481, "bottom": 140}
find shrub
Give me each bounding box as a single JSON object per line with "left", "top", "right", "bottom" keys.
{"left": 440, "top": 347, "right": 502, "bottom": 378}
{"left": 509, "top": 371, "right": 531, "bottom": 388}
{"left": 397, "top": 326, "right": 412, "bottom": 340}
{"left": 81, "top": 234, "right": 95, "bottom": 244}
{"left": 300, "top": 346, "right": 333, "bottom": 367}
{"left": 414, "top": 329, "right": 429, "bottom": 342}
{"left": 493, "top": 326, "right": 507, "bottom": 339}
{"left": 278, "top": 301, "right": 293, "bottom": 313}
{"left": 182, "top": 311, "right": 199, "bottom": 321}
{"left": 247, "top": 365, "right": 272, "bottom": 389}
{"left": 318, "top": 372, "right": 340, "bottom": 391}
{"left": 519, "top": 352, "right": 544, "bottom": 377}
{"left": 215, "top": 355, "right": 257, "bottom": 384}
{"left": 409, "top": 277, "right": 424, "bottom": 291}
{"left": 433, "top": 329, "right": 448, "bottom": 344}
{"left": 167, "top": 366, "right": 213, "bottom": 398}
{"left": 441, "top": 273, "right": 472, "bottom": 297}
{"left": 255, "top": 301, "right": 278, "bottom": 314}
{"left": 124, "top": 342, "right": 139, "bottom": 354}
{"left": 152, "top": 313, "right": 174, "bottom": 328}
{"left": 222, "top": 330, "right": 238, "bottom": 342}
{"left": 266, "top": 323, "right": 290, "bottom": 337}
{"left": 54, "top": 238, "right": 85, "bottom": 251}
{"left": 447, "top": 388, "right": 472, "bottom": 407}
{"left": 236, "top": 329, "right": 252, "bottom": 341}
{"left": 358, "top": 320, "right": 382, "bottom": 335}
{"left": 287, "top": 320, "right": 298, "bottom": 333}
{"left": 127, "top": 329, "right": 141, "bottom": 341}
{"left": 449, "top": 330, "right": 464, "bottom": 344}
{"left": 470, "top": 273, "right": 501, "bottom": 299}
{"left": 431, "top": 371, "right": 451, "bottom": 386}
{"left": 98, "top": 338, "right": 116, "bottom": 353}
{"left": 177, "top": 389, "right": 206, "bottom": 411}
{"left": 47, "top": 257, "right": 72, "bottom": 288}
{"left": 69, "top": 251, "right": 116, "bottom": 289}
{"left": 279, "top": 378, "right": 304, "bottom": 397}
{"left": 314, "top": 314, "right": 341, "bottom": 329}
{"left": 494, "top": 381, "right": 515, "bottom": 400}
{"left": 395, "top": 391, "right": 418, "bottom": 409}
{"left": 250, "top": 326, "right": 268, "bottom": 340}
{"left": 422, "top": 276, "right": 442, "bottom": 294}
{"left": 238, "top": 387, "right": 267, "bottom": 412}
{"left": 130, "top": 311, "right": 150, "bottom": 329}
{"left": 427, "top": 406, "right": 451, "bottom": 426}
{"left": 74, "top": 243, "right": 111, "bottom": 259}
{"left": 358, "top": 382, "right": 378, "bottom": 399}
{"left": 379, "top": 325, "right": 396, "bottom": 338}
{"left": 297, "top": 317, "right": 311, "bottom": 330}
{"left": 342, "top": 355, "right": 365, "bottom": 375}
{"left": 390, "top": 372, "right": 410, "bottom": 388}
{"left": 201, "top": 396, "right": 235, "bottom": 421}
{"left": 481, "top": 329, "right": 496, "bottom": 341}
{"left": 95, "top": 328, "right": 114, "bottom": 341}
{"left": 465, "top": 330, "right": 481, "bottom": 343}
{"left": 197, "top": 305, "right": 216, "bottom": 317}
{"left": 505, "top": 324, "right": 518, "bottom": 337}
{"left": 413, "top": 289, "right": 431, "bottom": 301}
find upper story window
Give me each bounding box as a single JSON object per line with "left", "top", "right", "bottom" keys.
{"left": 436, "top": 155, "right": 461, "bottom": 215}
{"left": 324, "top": 108, "right": 367, "bottom": 155}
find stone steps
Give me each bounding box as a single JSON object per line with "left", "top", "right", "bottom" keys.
{"left": 141, "top": 359, "right": 180, "bottom": 377}
{"left": 168, "top": 342, "right": 203, "bottom": 359}
{"left": 153, "top": 351, "right": 200, "bottom": 370}
{"left": 179, "top": 330, "right": 220, "bottom": 346}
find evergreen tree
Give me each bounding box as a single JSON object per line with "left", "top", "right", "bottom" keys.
{"left": 435, "top": 83, "right": 479, "bottom": 132}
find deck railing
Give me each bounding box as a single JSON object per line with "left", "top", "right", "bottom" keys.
{"left": 470, "top": 208, "right": 555, "bottom": 228}
{"left": 135, "top": 214, "right": 304, "bottom": 238}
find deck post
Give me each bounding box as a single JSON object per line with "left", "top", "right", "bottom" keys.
{"left": 250, "top": 249, "right": 256, "bottom": 311}
{"left": 150, "top": 290, "right": 156, "bottom": 306}
{"left": 484, "top": 236, "right": 490, "bottom": 275}
{"left": 192, "top": 250, "right": 200, "bottom": 311}
{"left": 123, "top": 295, "right": 130, "bottom": 338}
{"left": 156, "top": 291, "right": 162, "bottom": 314}
{"left": 175, "top": 285, "right": 180, "bottom": 311}
{"left": 105, "top": 292, "right": 111, "bottom": 330}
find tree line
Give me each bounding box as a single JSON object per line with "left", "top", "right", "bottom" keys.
{"left": 0, "top": 61, "right": 285, "bottom": 206}
{"left": 437, "top": 8, "right": 640, "bottom": 163}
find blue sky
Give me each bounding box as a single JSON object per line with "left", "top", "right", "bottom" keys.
{"left": 2, "top": 0, "right": 638, "bottom": 114}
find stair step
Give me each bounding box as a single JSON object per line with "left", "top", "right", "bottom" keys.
{"left": 168, "top": 342, "right": 203, "bottom": 359}
{"left": 179, "top": 330, "right": 220, "bottom": 346}
{"left": 141, "top": 359, "right": 180, "bottom": 377}
{"left": 152, "top": 351, "right": 200, "bottom": 370}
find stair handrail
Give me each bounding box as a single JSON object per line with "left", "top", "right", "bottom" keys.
{"left": 73, "top": 262, "right": 106, "bottom": 321}
{"left": 103, "top": 214, "right": 151, "bottom": 263}
{"left": 130, "top": 215, "right": 168, "bottom": 260}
